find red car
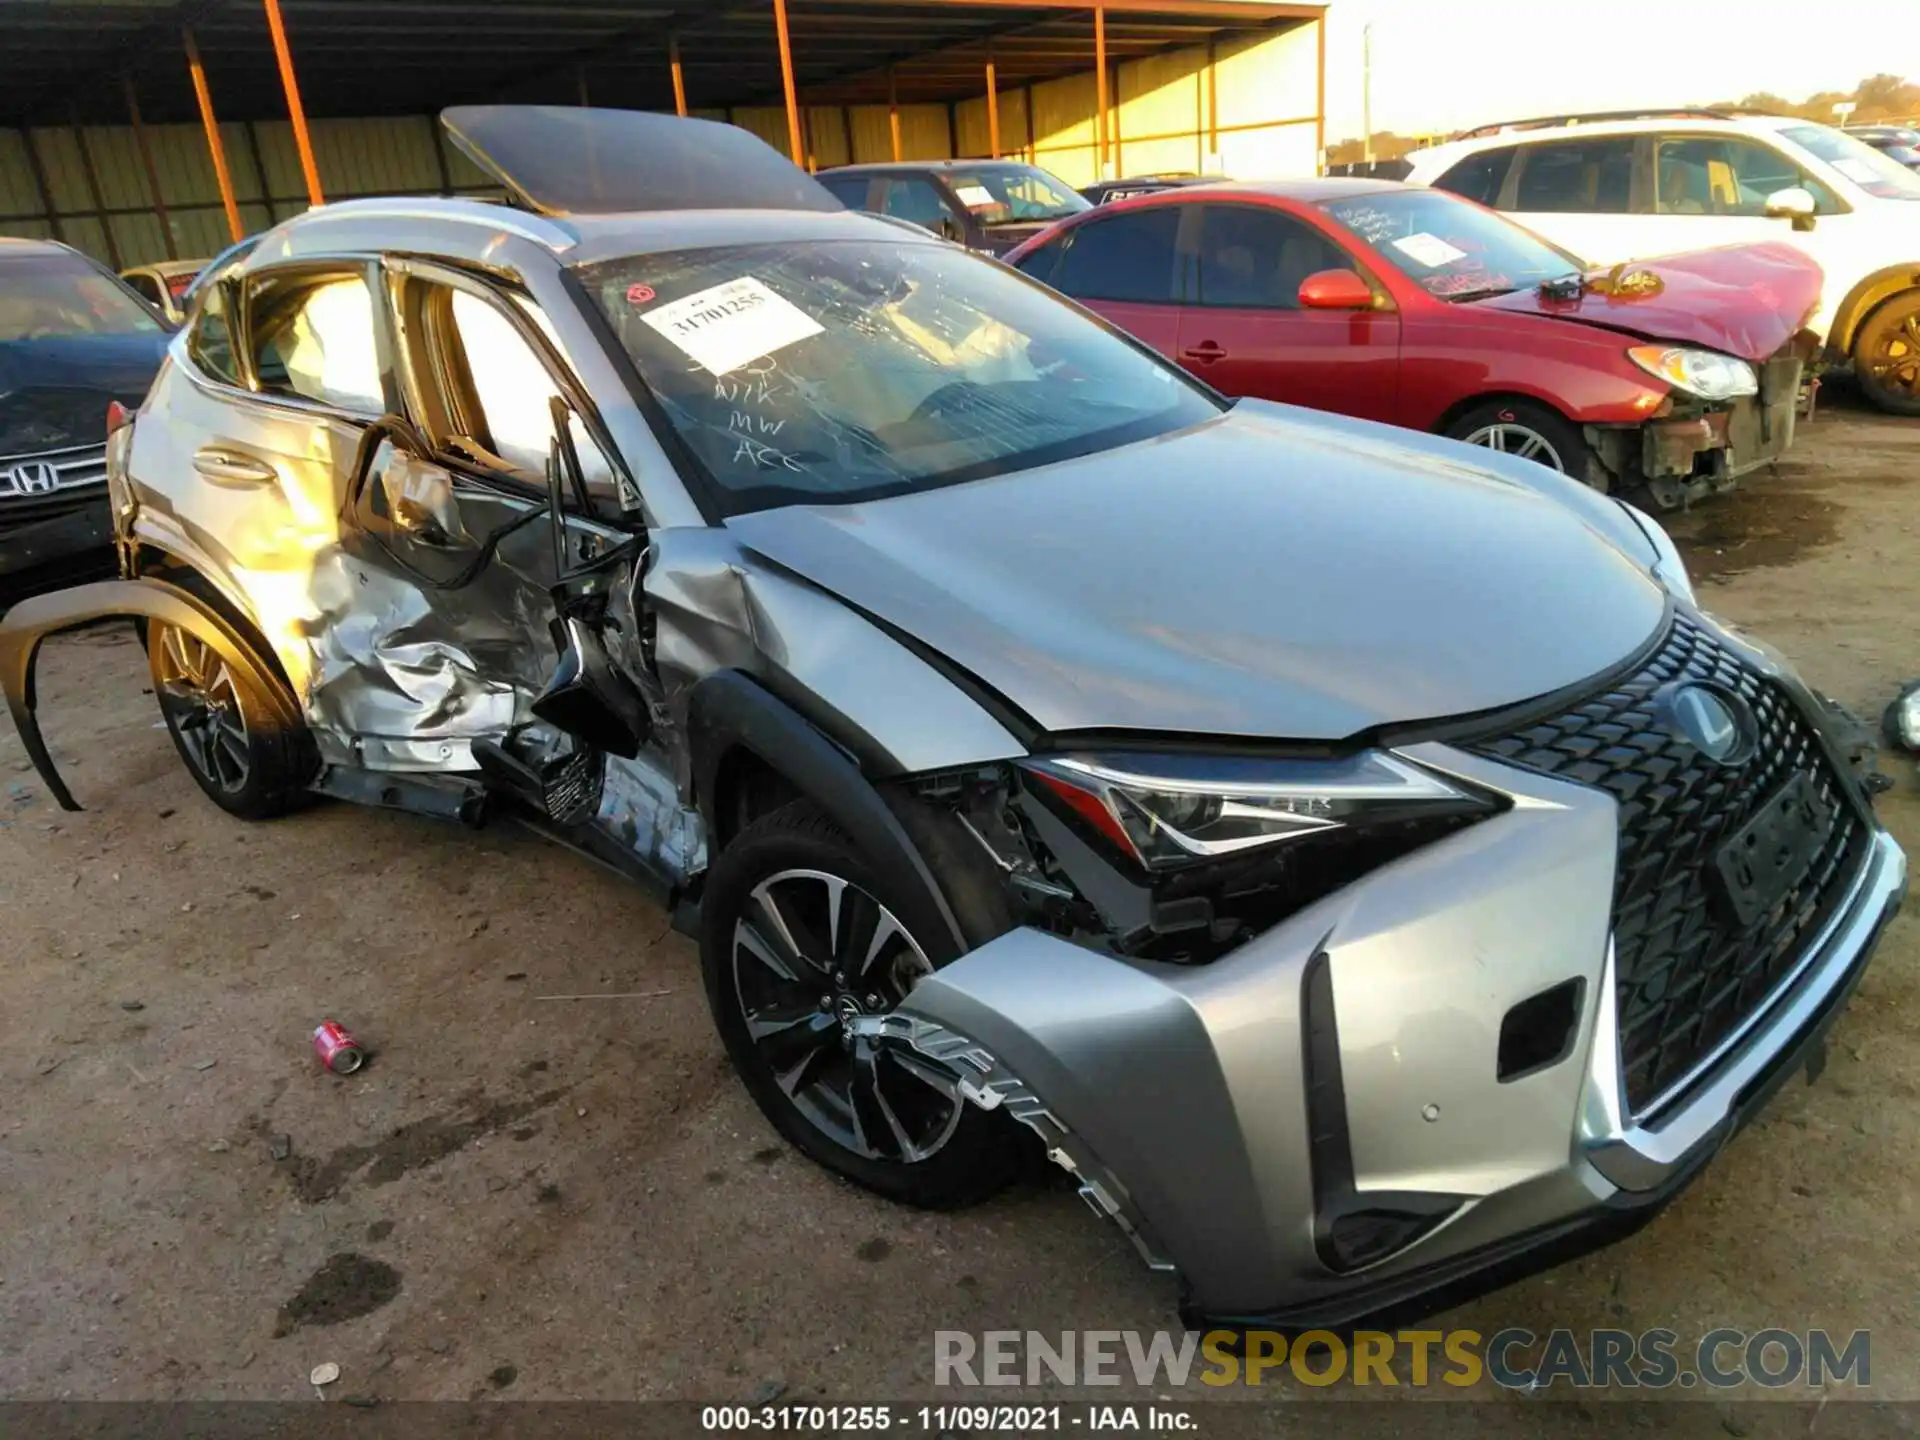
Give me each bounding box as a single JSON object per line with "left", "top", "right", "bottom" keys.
{"left": 1003, "top": 179, "right": 1822, "bottom": 509}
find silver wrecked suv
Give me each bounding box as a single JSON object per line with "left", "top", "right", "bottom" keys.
{"left": 1, "top": 107, "right": 1904, "bottom": 1331}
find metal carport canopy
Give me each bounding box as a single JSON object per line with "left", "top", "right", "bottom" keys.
{"left": 0, "top": 0, "right": 1321, "bottom": 126}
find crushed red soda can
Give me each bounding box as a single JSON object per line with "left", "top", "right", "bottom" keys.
{"left": 313, "top": 1019, "right": 365, "bottom": 1075}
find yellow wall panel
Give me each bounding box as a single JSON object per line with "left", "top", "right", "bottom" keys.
{"left": 1029, "top": 71, "right": 1100, "bottom": 186}
{"left": 731, "top": 106, "right": 793, "bottom": 158}
{"left": 1214, "top": 25, "right": 1319, "bottom": 132}
{"left": 802, "top": 106, "right": 852, "bottom": 169}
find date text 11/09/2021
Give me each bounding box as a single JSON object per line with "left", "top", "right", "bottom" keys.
{"left": 701, "top": 1406, "right": 1190, "bottom": 1431}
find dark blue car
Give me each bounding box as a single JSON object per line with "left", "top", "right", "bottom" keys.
{"left": 1, "top": 239, "right": 171, "bottom": 603}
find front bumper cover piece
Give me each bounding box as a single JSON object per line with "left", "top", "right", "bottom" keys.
{"left": 881, "top": 744, "right": 1905, "bottom": 1332}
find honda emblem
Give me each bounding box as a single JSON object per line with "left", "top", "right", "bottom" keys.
{"left": 7, "top": 461, "right": 59, "bottom": 496}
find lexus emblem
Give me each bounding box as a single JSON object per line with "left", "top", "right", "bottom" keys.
{"left": 1659, "top": 682, "right": 1755, "bottom": 766}
{"left": 6, "top": 460, "right": 58, "bottom": 496}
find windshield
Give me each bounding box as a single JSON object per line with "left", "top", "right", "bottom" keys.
{"left": 945, "top": 166, "right": 1091, "bottom": 224}
{"left": 0, "top": 254, "right": 165, "bottom": 342}
{"left": 579, "top": 239, "right": 1220, "bottom": 516}
{"left": 1319, "top": 188, "right": 1581, "bottom": 301}
{"left": 1783, "top": 124, "right": 1920, "bottom": 200}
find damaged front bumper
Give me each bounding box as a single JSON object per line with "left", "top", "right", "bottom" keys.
{"left": 1593, "top": 355, "right": 1805, "bottom": 510}
{"left": 877, "top": 744, "right": 1905, "bottom": 1332}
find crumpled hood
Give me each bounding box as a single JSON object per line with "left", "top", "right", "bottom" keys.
{"left": 725, "top": 401, "right": 1670, "bottom": 741}
{"left": 1472, "top": 241, "right": 1822, "bottom": 360}
{"left": 0, "top": 333, "right": 168, "bottom": 454}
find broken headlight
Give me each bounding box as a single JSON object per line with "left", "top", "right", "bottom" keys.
{"left": 1626, "top": 344, "right": 1758, "bottom": 401}
{"left": 1021, "top": 750, "right": 1491, "bottom": 873}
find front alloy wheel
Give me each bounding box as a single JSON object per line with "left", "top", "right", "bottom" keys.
{"left": 1459, "top": 419, "right": 1566, "bottom": 470}
{"left": 700, "top": 799, "right": 1023, "bottom": 1208}
{"left": 1444, "top": 398, "right": 1600, "bottom": 490}
{"left": 732, "top": 869, "right": 962, "bottom": 1163}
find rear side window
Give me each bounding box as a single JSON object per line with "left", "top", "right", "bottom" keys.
{"left": 1049, "top": 208, "right": 1182, "bottom": 304}
{"left": 1194, "top": 205, "right": 1351, "bottom": 309}
{"left": 1012, "top": 237, "right": 1065, "bottom": 286}
{"left": 1433, "top": 146, "right": 1517, "bottom": 207}
{"left": 187, "top": 283, "right": 240, "bottom": 385}
{"left": 1512, "top": 138, "right": 1636, "bottom": 213}
{"left": 247, "top": 270, "right": 384, "bottom": 414}
{"left": 123, "top": 273, "right": 162, "bottom": 305}
{"left": 1654, "top": 135, "right": 1837, "bottom": 216}
{"left": 818, "top": 175, "right": 873, "bottom": 210}
{"left": 878, "top": 177, "right": 962, "bottom": 233}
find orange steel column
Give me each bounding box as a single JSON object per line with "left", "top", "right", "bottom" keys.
{"left": 1093, "top": 5, "right": 1108, "bottom": 178}
{"left": 985, "top": 53, "right": 1001, "bottom": 159}
{"left": 1314, "top": 12, "right": 1327, "bottom": 173}
{"left": 670, "top": 35, "right": 688, "bottom": 116}
{"left": 1205, "top": 35, "right": 1219, "bottom": 163}
{"left": 773, "top": 0, "right": 804, "bottom": 166}
{"left": 183, "top": 28, "right": 244, "bottom": 244}
{"left": 261, "top": 0, "right": 323, "bottom": 207}
{"left": 888, "top": 68, "right": 903, "bottom": 160}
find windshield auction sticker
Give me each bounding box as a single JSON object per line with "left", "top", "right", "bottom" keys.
{"left": 642, "top": 276, "right": 824, "bottom": 376}
{"left": 1390, "top": 232, "right": 1468, "bottom": 268}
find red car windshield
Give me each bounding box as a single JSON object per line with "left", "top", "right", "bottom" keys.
{"left": 1319, "top": 189, "right": 1582, "bottom": 302}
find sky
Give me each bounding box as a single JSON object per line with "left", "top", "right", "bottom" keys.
{"left": 1318, "top": 0, "right": 1920, "bottom": 141}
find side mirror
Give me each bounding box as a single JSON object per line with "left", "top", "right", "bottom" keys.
{"left": 1297, "top": 269, "right": 1376, "bottom": 311}
{"left": 1764, "top": 186, "right": 1818, "bottom": 231}
{"left": 937, "top": 216, "right": 966, "bottom": 244}
{"left": 531, "top": 615, "right": 651, "bottom": 759}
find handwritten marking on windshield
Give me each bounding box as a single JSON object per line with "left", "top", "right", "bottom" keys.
{"left": 730, "top": 432, "right": 803, "bottom": 472}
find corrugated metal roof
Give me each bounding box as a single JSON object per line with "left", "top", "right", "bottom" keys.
{"left": 0, "top": 0, "right": 1320, "bottom": 126}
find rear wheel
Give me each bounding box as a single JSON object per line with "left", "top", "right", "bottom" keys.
{"left": 148, "top": 620, "right": 312, "bottom": 819}
{"left": 1853, "top": 290, "right": 1920, "bottom": 417}
{"left": 700, "top": 799, "right": 1022, "bottom": 1208}
{"left": 1444, "top": 399, "right": 1598, "bottom": 486}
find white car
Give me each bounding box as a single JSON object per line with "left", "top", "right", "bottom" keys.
{"left": 1404, "top": 110, "right": 1920, "bottom": 414}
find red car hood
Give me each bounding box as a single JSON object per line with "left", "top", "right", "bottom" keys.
{"left": 1472, "top": 241, "right": 1822, "bottom": 361}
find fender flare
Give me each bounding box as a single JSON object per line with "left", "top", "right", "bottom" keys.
{"left": 1828, "top": 264, "right": 1920, "bottom": 356}
{"left": 0, "top": 578, "right": 297, "bottom": 812}
{"left": 685, "top": 668, "right": 966, "bottom": 956}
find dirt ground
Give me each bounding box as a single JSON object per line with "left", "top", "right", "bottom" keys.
{"left": 3, "top": 386, "right": 1919, "bottom": 1423}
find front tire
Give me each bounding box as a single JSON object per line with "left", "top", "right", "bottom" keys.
{"left": 148, "top": 620, "right": 313, "bottom": 820}
{"left": 1443, "top": 399, "right": 1599, "bottom": 485}
{"left": 1853, "top": 290, "right": 1920, "bottom": 417}
{"left": 699, "top": 799, "right": 1021, "bottom": 1208}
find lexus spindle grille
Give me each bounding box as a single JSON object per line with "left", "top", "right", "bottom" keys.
{"left": 1470, "top": 613, "right": 1868, "bottom": 1115}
